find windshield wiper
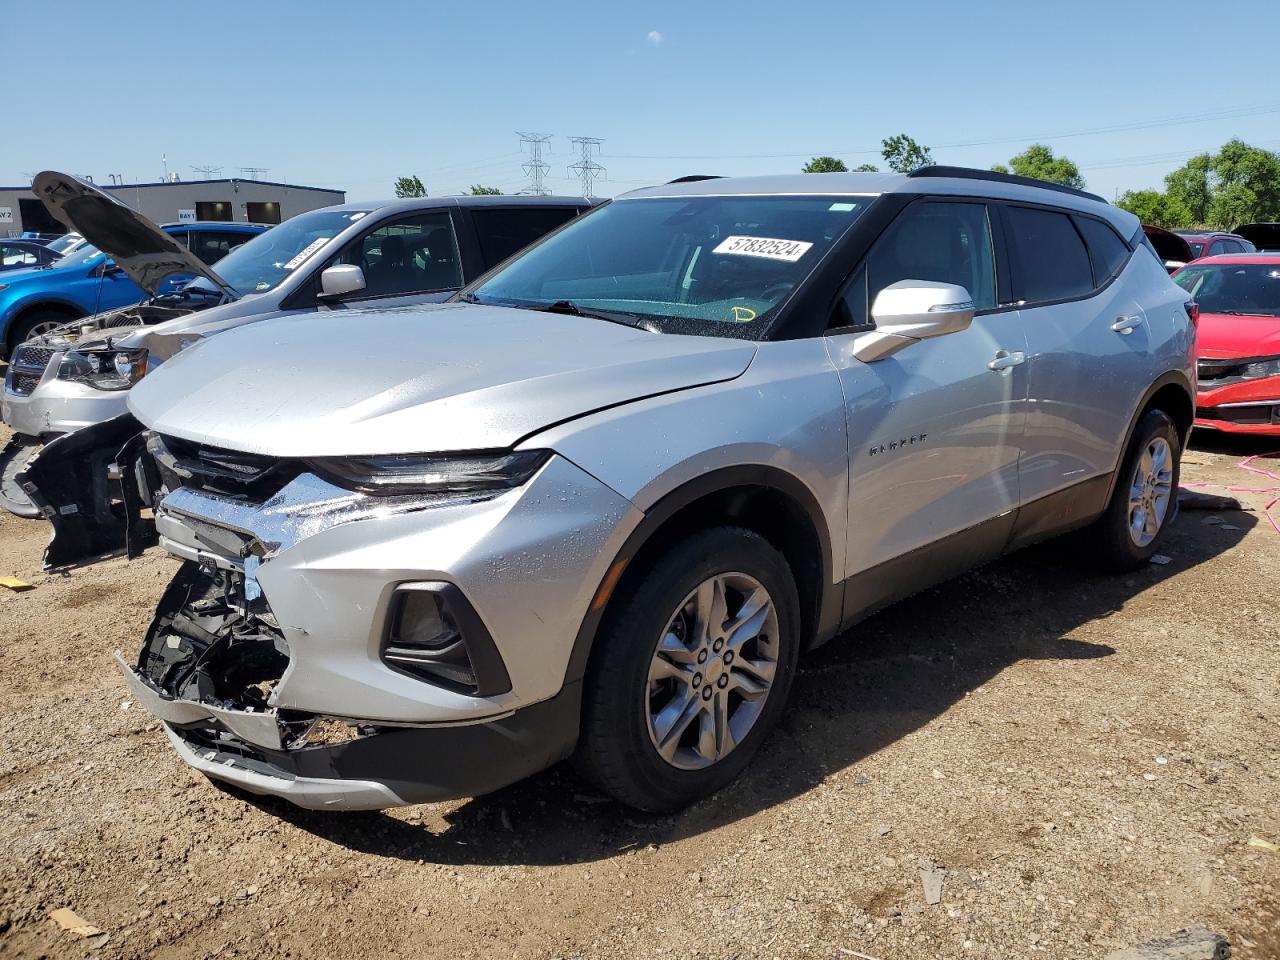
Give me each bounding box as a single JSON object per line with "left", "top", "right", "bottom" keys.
{"left": 535, "top": 300, "right": 640, "bottom": 327}
{"left": 455, "top": 291, "right": 479, "bottom": 303}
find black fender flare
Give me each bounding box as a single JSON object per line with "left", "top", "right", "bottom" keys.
{"left": 562, "top": 463, "right": 840, "bottom": 687}
{"left": 1103, "top": 369, "right": 1195, "bottom": 505}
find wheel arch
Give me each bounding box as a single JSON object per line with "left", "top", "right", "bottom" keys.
{"left": 563, "top": 464, "right": 841, "bottom": 688}
{"left": 1104, "top": 369, "right": 1194, "bottom": 504}
{"left": 5, "top": 298, "right": 86, "bottom": 350}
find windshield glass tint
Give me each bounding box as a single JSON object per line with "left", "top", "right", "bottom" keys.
{"left": 1175, "top": 263, "right": 1280, "bottom": 316}
{"left": 468, "top": 195, "right": 871, "bottom": 335}
{"left": 206, "top": 209, "right": 372, "bottom": 295}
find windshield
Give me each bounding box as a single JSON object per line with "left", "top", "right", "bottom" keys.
{"left": 199, "top": 209, "right": 372, "bottom": 296}
{"left": 47, "top": 243, "right": 101, "bottom": 270}
{"left": 1187, "top": 241, "right": 1206, "bottom": 258}
{"left": 46, "top": 234, "right": 82, "bottom": 255}
{"left": 1175, "top": 262, "right": 1280, "bottom": 316}
{"left": 467, "top": 195, "right": 872, "bottom": 337}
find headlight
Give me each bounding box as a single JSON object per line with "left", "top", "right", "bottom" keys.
{"left": 308, "top": 449, "right": 551, "bottom": 496}
{"left": 1240, "top": 357, "right": 1280, "bottom": 381}
{"left": 57, "top": 347, "right": 149, "bottom": 391}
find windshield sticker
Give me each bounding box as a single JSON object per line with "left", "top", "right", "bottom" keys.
{"left": 712, "top": 235, "right": 813, "bottom": 262}
{"left": 731, "top": 305, "right": 757, "bottom": 322}
{"left": 829, "top": 202, "right": 857, "bottom": 212}
{"left": 282, "top": 237, "right": 331, "bottom": 271}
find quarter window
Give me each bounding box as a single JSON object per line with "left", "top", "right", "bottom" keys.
{"left": 471, "top": 207, "right": 583, "bottom": 268}
{"left": 1074, "top": 216, "right": 1130, "bottom": 284}
{"left": 1006, "top": 206, "right": 1093, "bottom": 303}
{"left": 865, "top": 200, "right": 997, "bottom": 314}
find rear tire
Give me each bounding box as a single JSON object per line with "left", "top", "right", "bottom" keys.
{"left": 0, "top": 436, "right": 42, "bottom": 518}
{"left": 577, "top": 526, "right": 801, "bottom": 812}
{"left": 1083, "top": 409, "right": 1181, "bottom": 571}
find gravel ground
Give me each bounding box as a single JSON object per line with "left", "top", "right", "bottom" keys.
{"left": 0, "top": 421, "right": 1277, "bottom": 960}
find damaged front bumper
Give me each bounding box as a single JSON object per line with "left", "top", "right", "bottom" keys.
{"left": 20, "top": 416, "right": 640, "bottom": 809}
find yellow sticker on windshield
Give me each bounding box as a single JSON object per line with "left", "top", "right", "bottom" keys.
{"left": 731, "top": 305, "right": 756, "bottom": 322}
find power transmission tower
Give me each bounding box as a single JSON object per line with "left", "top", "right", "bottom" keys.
{"left": 191, "top": 164, "right": 223, "bottom": 178}
{"left": 567, "top": 137, "right": 605, "bottom": 198}
{"left": 516, "top": 132, "right": 552, "bottom": 195}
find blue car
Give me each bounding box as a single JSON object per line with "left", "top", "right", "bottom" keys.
{"left": 0, "top": 221, "right": 265, "bottom": 356}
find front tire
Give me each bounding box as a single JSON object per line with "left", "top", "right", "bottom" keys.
{"left": 1084, "top": 408, "right": 1181, "bottom": 571}
{"left": 577, "top": 526, "right": 801, "bottom": 812}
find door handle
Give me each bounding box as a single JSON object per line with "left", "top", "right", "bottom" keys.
{"left": 1111, "top": 315, "right": 1143, "bottom": 335}
{"left": 988, "top": 351, "right": 1026, "bottom": 371}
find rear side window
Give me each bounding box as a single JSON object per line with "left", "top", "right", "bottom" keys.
{"left": 472, "top": 207, "right": 582, "bottom": 268}
{"left": 1006, "top": 206, "right": 1093, "bottom": 303}
{"left": 1074, "top": 217, "right": 1130, "bottom": 284}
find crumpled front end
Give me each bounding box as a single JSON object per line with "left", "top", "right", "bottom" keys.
{"left": 28, "top": 419, "right": 642, "bottom": 809}
{"left": 1195, "top": 356, "right": 1280, "bottom": 435}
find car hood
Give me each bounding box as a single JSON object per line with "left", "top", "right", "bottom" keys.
{"left": 128, "top": 302, "right": 757, "bottom": 456}
{"left": 32, "top": 170, "right": 236, "bottom": 298}
{"left": 1197, "top": 311, "right": 1280, "bottom": 359}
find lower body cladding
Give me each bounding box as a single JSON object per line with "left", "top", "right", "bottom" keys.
{"left": 117, "top": 453, "right": 641, "bottom": 811}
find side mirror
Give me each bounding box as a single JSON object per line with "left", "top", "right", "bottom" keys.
{"left": 102, "top": 263, "right": 124, "bottom": 277}
{"left": 852, "top": 280, "right": 975, "bottom": 362}
{"left": 318, "top": 264, "right": 366, "bottom": 300}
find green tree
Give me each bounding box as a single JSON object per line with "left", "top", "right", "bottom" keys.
{"left": 1163, "top": 154, "right": 1212, "bottom": 225}
{"left": 393, "top": 175, "right": 427, "bottom": 198}
{"left": 1204, "top": 138, "right": 1280, "bottom": 228}
{"left": 1157, "top": 140, "right": 1280, "bottom": 228}
{"left": 802, "top": 156, "right": 848, "bottom": 173}
{"left": 1115, "top": 189, "right": 1193, "bottom": 228}
{"left": 881, "top": 134, "right": 933, "bottom": 173}
{"left": 853, "top": 163, "right": 879, "bottom": 172}
{"left": 468, "top": 184, "right": 502, "bottom": 195}
{"left": 999, "top": 143, "right": 1086, "bottom": 190}
{"left": 991, "top": 164, "right": 1010, "bottom": 174}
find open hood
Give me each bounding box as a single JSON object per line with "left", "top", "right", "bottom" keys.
{"left": 128, "top": 302, "right": 757, "bottom": 456}
{"left": 1234, "top": 223, "right": 1280, "bottom": 253}
{"left": 32, "top": 170, "right": 237, "bottom": 299}
{"left": 1143, "top": 224, "right": 1193, "bottom": 269}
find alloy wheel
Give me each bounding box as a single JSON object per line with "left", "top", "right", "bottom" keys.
{"left": 1127, "top": 436, "right": 1173, "bottom": 547}
{"left": 645, "top": 572, "right": 779, "bottom": 770}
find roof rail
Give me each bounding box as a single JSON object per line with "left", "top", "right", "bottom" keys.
{"left": 666, "top": 175, "right": 723, "bottom": 184}
{"left": 908, "top": 165, "right": 1107, "bottom": 204}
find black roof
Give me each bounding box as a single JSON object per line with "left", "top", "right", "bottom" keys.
{"left": 909, "top": 165, "right": 1107, "bottom": 204}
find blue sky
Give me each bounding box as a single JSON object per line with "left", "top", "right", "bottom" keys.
{"left": 8, "top": 0, "right": 1280, "bottom": 201}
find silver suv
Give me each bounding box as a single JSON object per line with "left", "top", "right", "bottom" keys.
{"left": 23, "top": 168, "right": 1196, "bottom": 813}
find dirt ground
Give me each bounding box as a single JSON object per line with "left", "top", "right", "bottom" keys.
{"left": 0, "top": 420, "right": 1277, "bottom": 960}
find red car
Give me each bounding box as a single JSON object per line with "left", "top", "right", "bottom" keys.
{"left": 1173, "top": 253, "right": 1280, "bottom": 435}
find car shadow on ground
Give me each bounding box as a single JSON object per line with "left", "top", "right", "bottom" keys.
{"left": 254, "top": 500, "right": 1256, "bottom": 866}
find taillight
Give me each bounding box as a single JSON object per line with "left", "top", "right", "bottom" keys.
{"left": 1184, "top": 300, "right": 1200, "bottom": 328}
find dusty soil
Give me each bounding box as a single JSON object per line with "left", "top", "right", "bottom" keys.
{"left": 0, "top": 421, "right": 1277, "bottom": 960}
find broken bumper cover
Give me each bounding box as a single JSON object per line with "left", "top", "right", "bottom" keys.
{"left": 1194, "top": 376, "right": 1280, "bottom": 435}
{"left": 121, "top": 650, "right": 583, "bottom": 811}
{"left": 98, "top": 440, "right": 640, "bottom": 809}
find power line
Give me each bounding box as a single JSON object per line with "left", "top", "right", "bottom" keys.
{"left": 567, "top": 136, "right": 606, "bottom": 198}
{"left": 603, "top": 102, "right": 1280, "bottom": 161}
{"left": 516, "top": 132, "right": 553, "bottom": 195}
